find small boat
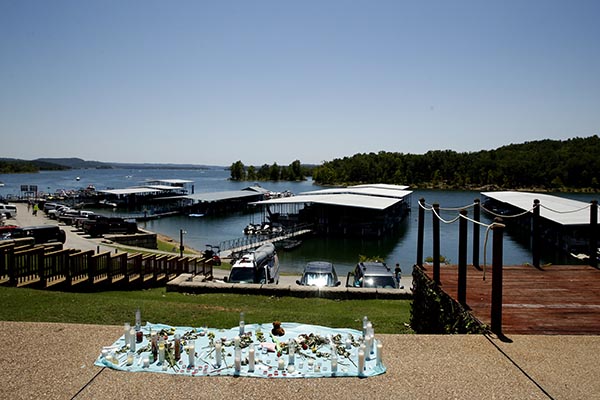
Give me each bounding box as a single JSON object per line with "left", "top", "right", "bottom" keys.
{"left": 76, "top": 177, "right": 80, "bottom": 181}
{"left": 0, "top": 182, "right": 4, "bottom": 187}
{"left": 98, "top": 199, "right": 118, "bottom": 208}
{"left": 280, "top": 239, "right": 302, "bottom": 251}
{"left": 189, "top": 213, "right": 204, "bottom": 218}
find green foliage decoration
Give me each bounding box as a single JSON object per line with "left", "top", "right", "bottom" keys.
{"left": 410, "top": 265, "right": 487, "bottom": 334}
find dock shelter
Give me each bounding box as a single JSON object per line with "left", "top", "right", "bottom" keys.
{"left": 183, "top": 186, "right": 269, "bottom": 215}
{"left": 252, "top": 184, "right": 412, "bottom": 237}
{"left": 481, "top": 191, "right": 599, "bottom": 255}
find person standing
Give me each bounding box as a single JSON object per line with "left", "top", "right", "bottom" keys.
{"left": 32, "top": 203, "right": 39, "bottom": 216}
{"left": 394, "top": 263, "right": 403, "bottom": 289}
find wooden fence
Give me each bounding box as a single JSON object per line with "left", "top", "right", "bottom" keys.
{"left": 0, "top": 239, "right": 213, "bottom": 291}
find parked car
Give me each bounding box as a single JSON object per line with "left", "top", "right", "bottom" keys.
{"left": 7, "top": 225, "right": 67, "bottom": 245}
{"left": 0, "top": 204, "right": 18, "bottom": 218}
{"left": 57, "top": 210, "right": 95, "bottom": 225}
{"left": 224, "top": 243, "right": 279, "bottom": 284}
{"left": 347, "top": 261, "right": 398, "bottom": 289}
{"left": 83, "top": 216, "right": 138, "bottom": 237}
{"left": 296, "top": 261, "right": 341, "bottom": 287}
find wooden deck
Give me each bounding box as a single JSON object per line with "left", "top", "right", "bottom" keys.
{"left": 425, "top": 264, "right": 600, "bottom": 335}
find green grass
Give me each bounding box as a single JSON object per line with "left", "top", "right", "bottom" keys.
{"left": 0, "top": 286, "right": 413, "bottom": 333}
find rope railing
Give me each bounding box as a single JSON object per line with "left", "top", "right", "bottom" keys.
{"left": 424, "top": 201, "right": 477, "bottom": 211}
{"left": 479, "top": 203, "right": 537, "bottom": 218}
{"left": 430, "top": 206, "right": 461, "bottom": 224}
{"left": 540, "top": 203, "right": 592, "bottom": 214}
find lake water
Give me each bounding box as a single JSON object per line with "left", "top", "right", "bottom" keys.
{"left": 2, "top": 168, "right": 597, "bottom": 278}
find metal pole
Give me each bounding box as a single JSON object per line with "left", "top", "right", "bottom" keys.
{"left": 179, "top": 229, "right": 185, "bottom": 258}
{"left": 473, "top": 198, "right": 480, "bottom": 269}
{"left": 590, "top": 200, "right": 598, "bottom": 269}
{"left": 532, "top": 199, "right": 540, "bottom": 268}
{"left": 433, "top": 203, "right": 440, "bottom": 285}
{"left": 458, "top": 209, "right": 468, "bottom": 306}
{"left": 417, "top": 198, "right": 425, "bottom": 267}
{"left": 491, "top": 217, "right": 505, "bottom": 335}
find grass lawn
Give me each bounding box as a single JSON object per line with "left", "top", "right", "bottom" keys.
{"left": 0, "top": 286, "right": 413, "bottom": 333}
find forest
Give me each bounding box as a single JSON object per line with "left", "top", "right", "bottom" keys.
{"left": 229, "top": 160, "right": 310, "bottom": 182}
{"left": 231, "top": 136, "right": 600, "bottom": 191}
{"left": 0, "top": 159, "right": 68, "bottom": 174}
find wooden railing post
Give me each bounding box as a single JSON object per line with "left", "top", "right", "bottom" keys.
{"left": 532, "top": 199, "right": 540, "bottom": 268}
{"left": 458, "top": 209, "right": 468, "bottom": 306}
{"left": 432, "top": 203, "right": 440, "bottom": 285}
{"left": 590, "top": 200, "right": 598, "bottom": 269}
{"left": 491, "top": 218, "right": 505, "bottom": 335}
{"left": 473, "top": 198, "right": 481, "bottom": 269}
{"left": 417, "top": 198, "right": 425, "bottom": 267}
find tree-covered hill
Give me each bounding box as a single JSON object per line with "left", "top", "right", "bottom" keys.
{"left": 0, "top": 158, "right": 68, "bottom": 173}
{"left": 311, "top": 135, "right": 600, "bottom": 191}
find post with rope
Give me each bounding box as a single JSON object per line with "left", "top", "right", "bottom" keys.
{"left": 532, "top": 199, "right": 540, "bottom": 268}
{"left": 590, "top": 200, "right": 598, "bottom": 269}
{"left": 458, "top": 209, "right": 468, "bottom": 306}
{"left": 472, "top": 198, "right": 480, "bottom": 269}
{"left": 417, "top": 198, "right": 425, "bottom": 267}
{"left": 432, "top": 203, "right": 441, "bottom": 285}
{"left": 491, "top": 217, "right": 505, "bottom": 335}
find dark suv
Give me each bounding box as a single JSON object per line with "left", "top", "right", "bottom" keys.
{"left": 347, "top": 261, "right": 397, "bottom": 289}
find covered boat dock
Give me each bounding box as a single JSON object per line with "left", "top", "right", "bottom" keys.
{"left": 252, "top": 184, "right": 412, "bottom": 237}
{"left": 482, "top": 191, "right": 599, "bottom": 260}
{"left": 183, "top": 186, "right": 269, "bottom": 215}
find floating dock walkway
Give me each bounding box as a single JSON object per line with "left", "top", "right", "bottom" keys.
{"left": 218, "top": 226, "right": 313, "bottom": 259}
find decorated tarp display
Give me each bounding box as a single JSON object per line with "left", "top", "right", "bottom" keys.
{"left": 95, "top": 320, "right": 386, "bottom": 378}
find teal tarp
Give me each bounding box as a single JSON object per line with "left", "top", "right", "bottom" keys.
{"left": 95, "top": 322, "right": 386, "bottom": 378}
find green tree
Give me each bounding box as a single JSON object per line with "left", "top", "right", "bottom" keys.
{"left": 229, "top": 160, "right": 246, "bottom": 181}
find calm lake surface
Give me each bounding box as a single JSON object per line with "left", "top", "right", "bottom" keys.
{"left": 2, "top": 168, "right": 597, "bottom": 278}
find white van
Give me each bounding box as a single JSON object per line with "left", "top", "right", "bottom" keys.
{"left": 225, "top": 243, "right": 280, "bottom": 284}
{"left": 0, "top": 204, "right": 18, "bottom": 218}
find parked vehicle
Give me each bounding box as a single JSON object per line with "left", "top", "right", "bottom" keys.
{"left": 296, "top": 261, "right": 340, "bottom": 287}
{"left": 0, "top": 204, "right": 18, "bottom": 218}
{"left": 82, "top": 216, "right": 138, "bottom": 237}
{"left": 224, "top": 243, "right": 279, "bottom": 284}
{"left": 57, "top": 210, "right": 95, "bottom": 225}
{"left": 6, "top": 225, "right": 66, "bottom": 245}
{"left": 347, "top": 261, "right": 397, "bottom": 289}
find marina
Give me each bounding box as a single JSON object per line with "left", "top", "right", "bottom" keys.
{"left": 1, "top": 168, "right": 598, "bottom": 277}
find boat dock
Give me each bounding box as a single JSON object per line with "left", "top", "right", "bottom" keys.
{"left": 218, "top": 225, "right": 313, "bottom": 259}
{"left": 481, "top": 191, "right": 599, "bottom": 258}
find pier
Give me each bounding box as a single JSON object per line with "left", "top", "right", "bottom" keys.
{"left": 218, "top": 224, "right": 313, "bottom": 258}
{"left": 413, "top": 193, "right": 600, "bottom": 335}
{"left": 420, "top": 263, "right": 600, "bottom": 335}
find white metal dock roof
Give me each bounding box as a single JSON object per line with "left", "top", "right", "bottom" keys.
{"left": 145, "top": 179, "right": 193, "bottom": 185}
{"left": 300, "top": 187, "right": 410, "bottom": 199}
{"left": 185, "top": 190, "right": 265, "bottom": 203}
{"left": 253, "top": 193, "right": 404, "bottom": 210}
{"left": 482, "top": 191, "right": 599, "bottom": 226}
{"left": 254, "top": 184, "right": 412, "bottom": 210}
{"left": 98, "top": 188, "right": 163, "bottom": 195}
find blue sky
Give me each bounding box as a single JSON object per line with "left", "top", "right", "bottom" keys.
{"left": 1, "top": 0, "right": 599, "bottom": 166}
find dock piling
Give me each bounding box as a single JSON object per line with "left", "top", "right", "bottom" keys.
{"left": 590, "top": 200, "right": 598, "bottom": 269}
{"left": 472, "top": 199, "right": 480, "bottom": 269}
{"left": 417, "top": 198, "right": 425, "bottom": 267}
{"left": 432, "top": 203, "right": 440, "bottom": 285}
{"left": 532, "top": 199, "right": 540, "bottom": 268}
{"left": 458, "top": 209, "right": 468, "bottom": 306}
{"left": 491, "top": 218, "right": 505, "bottom": 335}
